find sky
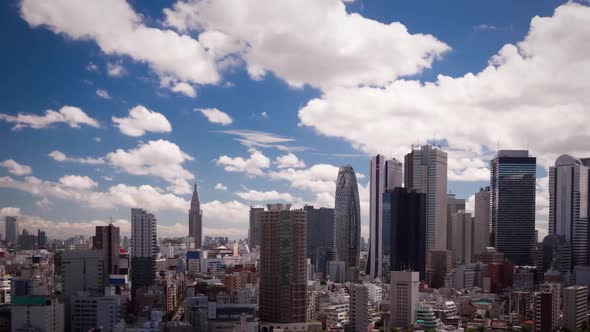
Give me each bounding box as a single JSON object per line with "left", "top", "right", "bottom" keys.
{"left": 1, "top": 0, "right": 589, "bottom": 241}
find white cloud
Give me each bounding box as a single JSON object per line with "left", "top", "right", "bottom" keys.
{"left": 0, "top": 105, "right": 99, "bottom": 130}
{"left": 112, "top": 105, "right": 172, "bottom": 137}
{"left": 201, "top": 200, "right": 249, "bottom": 227}
{"left": 215, "top": 183, "right": 228, "bottom": 190}
{"left": 20, "top": 0, "right": 221, "bottom": 95}
{"left": 298, "top": 3, "right": 590, "bottom": 180}
{"left": 269, "top": 164, "right": 340, "bottom": 193}
{"left": 86, "top": 62, "right": 98, "bottom": 72}
{"left": 196, "top": 108, "right": 233, "bottom": 126}
{"left": 215, "top": 129, "right": 306, "bottom": 151}
{"left": 48, "top": 150, "right": 105, "bottom": 165}
{"left": 1, "top": 160, "right": 32, "bottom": 176}
{"left": 102, "top": 176, "right": 113, "bottom": 182}
{"left": 107, "top": 61, "right": 126, "bottom": 77}
{"left": 0, "top": 207, "right": 22, "bottom": 217}
{"left": 163, "top": 0, "right": 449, "bottom": 89}
{"left": 94, "top": 137, "right": 102, "bottom": 142}
{"left": 58, "top": 175, "right": 98, "bottom": 189}
{"left": 216, "top": 148, "right": 270, "bottom": 177}
{"left": 106, "top": 140, "right": 194, "bottom": 194}
{"left": 275, "top": 153, "right": 306, "bottom": 169}
{"left": 168, "top": 81, "right": 197, "bottom": 97}
{"left": 96, "top": 88, "right": 111, "bottom": 99}
{"left": 236, "top": 190, "right": 298, "bottom": 202}
{"left": 260, "top": 112, "right": 269, "bottom": 119}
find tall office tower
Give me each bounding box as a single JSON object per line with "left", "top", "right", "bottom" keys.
{"left": 37, "top": 229, "right": 47, "bottom": 248}
{"left": 367, "top": 156, "right": 402, "bottom": 280}
{"left": 11, "top": 296, "right": 64, "bottom": 332}
{"left": 259, "top": 204, "right": 307, "bottom": 324}
{"left": 4, "top": 216, "right": 18, "bottom": 243}
{"left": 385, "top": 187, "right": 427, "bottom": 279}
{"left": 427, "top": 249, "right": 453, "bottom": 288}
{"left": 451, "top": 210, "right": 473, "bottom": 265}
{"left": 93, "top": 224, "right": 121, "bottom": 283}
{"left": 390, "top": 271, "right": 419, "bottom": 329}
{"left": 473, "top": 187, "right": 491, "bottom": 255}
{"left": 188, "top": 182, "right": 203, "bottom": 249}
{"left": 304, "top": 206, "right": 334, "bottom": 272}
{"left": 131, "top": 208, "right": 157, "bottom": 298}
{"left": 405, "top": 145, "right": 448, "bottom": 251}
{"left": 248, "top": 207, "right": 264, "bottom": 249}
{"left": 334, "top": 165, "right": 361, "bottom": 279}
{"left": 447, "top": 194, "right": 466, "bottom": 251}
{"left": 548, "top": 155, "right": 590, "bottom": 267}
{"left": 490, "top": 150, "right": 536, "bottom": 265}
{"left": 563, "top": 285, "right": 588, "bottom": 331}
{"left": 349, "top": 284, "right": 370, "bottom": 332}
{"left": 535, "top": 283, "right": 560, "bottom": 332}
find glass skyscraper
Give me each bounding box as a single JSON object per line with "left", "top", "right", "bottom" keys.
{"left": 490, "top": 150, "right": 536, "bottom": 266}
{"left": 334, "top": 165, "right": 361, "bottom": 279}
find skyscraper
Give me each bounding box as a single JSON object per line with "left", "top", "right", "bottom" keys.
{"left": 367, "top": 156, "right": 403, "bottom": 280}
{"left": 131, "top": 208, "right": 157, "bottom": 298}
{"left": 451, "top": 210, "right": 473, "bottom": 265}
{"left": 188, "top": 182, "right": 203, "bottom": 249}
{"left": 334, "top": 165, "right": 361, "bottom": 279}
{"left": 385, "top": 187, "right": 427, "bottom": 279}
{"left": 93, "top": 224, "right": 120, "bottom": 283}
{"left": 447, "top": 194, "right": 466, "bottom": 252}
{"left": 548, "top": 154, "right": 590, "bottom": 267}
{"left": 473, "top": 187, "right": 491, "bottom": 255}
{"left": 490, "top": 150, "right": 536, "bottom": 265}
{"left": 5, "top": 216, "right": 18, "bottom": 243}
{"left": 259, "top": 204, "right": 307, "bottom": 324}
{"left": 248, "top": 206, "right": 264, "bottom": 250}
{"left": 37, "top": 229, "right": 47, "bottom": 248}
{"left": 405, "top": 145, "right": 448, "bottom": 251}
{"left": 304, "top": 205, "right": 334, "bottom": 273}
{"left": 390, "top": 271, "right": 419, "bottom": 329}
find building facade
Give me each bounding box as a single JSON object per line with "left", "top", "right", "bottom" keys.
{"left": 248, "top": 207, "right": 264, "bottom": 250}
{"left": 188, "top": 182, "right": 203, "bottom": 249}
{"left": 451, "top": 210, "right": 473, "bottom": 265}
{"left": 390, "top": 271, "right": 419, "bottom": 329}
{"left": 334, "top": 165, "right": 361, "bottom": 280}
{"left": 131, "top": 208, "right": 157, "bottom": 298}
{"left": 349, "top": 284, "right": 370, "bottom": 332}
{"left": 93, "top": 224, "right": 120, "bottom": 283}
{"left": 447, "top": 194, "right": 465, "bottom": 252}
{"left": 5, "top": 216, "right": 18, "bottom": 243}
{"left": 563, "top": 285, "right": 588, "bottom": 331}
{"left": 304, "top": 205, "right": 334, "bottom": 273}
{"left": 473, "top": 187, "right": 491, "bottom": 255}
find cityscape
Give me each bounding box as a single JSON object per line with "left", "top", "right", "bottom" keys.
{"left": 1, "top": 0, "right": 589, "bottom": 332}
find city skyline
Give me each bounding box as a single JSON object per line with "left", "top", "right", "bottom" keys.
{"left": 2, "top": 0, "right": 590, "bottom": 242}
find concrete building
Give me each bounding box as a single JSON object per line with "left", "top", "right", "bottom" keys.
{"left": 93, "top": 224, "right": 120, "bottom": 284}
{"left": 426, "top": 249, "right": 453, "bottom": 289}
{"left": 188, "top": 182, "right": 203, "bottom": 248}
{"left": 248, "top": 207, "right": 264, "bottom": 250}
{"left": 328, "top": 261, "right": 346, "bottom": 283}
{"left": 11, "top": 296, "right": 64, "bottom": 332}
{"left": 71, "top": 289, "right": 120, "bottom": 332}
{"left": 405, "top": 145, "right": 448, "bottom": 251}
{"left": 259, "top": 204, "right": 307, "bottom": 324}
{"left": 563, "top": 285, "right": 588, "bottom": 331}
{"left": 451, "top": 210, "right": 473, "bottom": 265}
{"left": 447, "top": 194, "right": 466, "bottom": 252}
{"left": 473, "top": 187, "right": 491, "bottom": 255}
{"left": 535, "top": 283, "right": 560, "bottom": 332}
{"left": 304, "top": 205, "right": 334, "bottom": 272}
{"left": 4, "top": 216, "right": 18, "bottom": 243}
{"left": 549, "top": 155, "right": 590, "bottom": 267}
{"left": 334, "top": 165, "right": 361, "bottom": 280}
{"left": 390, "top": 271, "right": 419, "bottom": 329}
{"left": 349, "top": 284, "right": 370, "bottom": 332}
{"left": 131, "top": 208, "right": 157, "bottom": 299}
{"left": 490, "top": 150, "right": 536, "bottom": 265}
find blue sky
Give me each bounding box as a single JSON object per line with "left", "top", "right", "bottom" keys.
{"left": 1, "top": 0, "right": 588, "bottom": 240}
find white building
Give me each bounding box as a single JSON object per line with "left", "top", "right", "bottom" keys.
{"left": 11, "top": 296, "right": 64, "bottom": 332}
{"left": 563, "top": 285, "right": 588, "bottom": 331}
{"left": 349, "top": 284, "right": 370, "bottom": 332}
{"left": 130, "top": 208, "right": 157, "bottom": 297}
{"left": 390, "top": 271, "right": 419, "bottom": 329}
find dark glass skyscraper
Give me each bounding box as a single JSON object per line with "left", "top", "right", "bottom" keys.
{"left": 304, "top": 205, "right": 334, "bottom": 272}
{"left": 385, "top": 187, "right": 427, "bottom": 279}
{"left": 490, "top": 150, "right": 536, "bottom": 266}
{"left": 188, "top": 182, "right": 203, "bottom": 249}
{"left": 334, "top": 165, "right": 361, "bottom": 278}
{"left": 93, "top": 224, "right": 120, "bottom": 284}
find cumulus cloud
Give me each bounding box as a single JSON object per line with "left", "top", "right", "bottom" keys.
{"left": 201, "top": 200, "right": 250, "bottom": 229}
{"left": 196, "top": 108, "right": 233, "bottom": 126}
{"left": 275, "top": 153, "right": 306, "bottom": 169}
{"left": 0, "top": 105, "right": 99, "bottom": 130}
{"left": 215, "top": 183, "right": 228, "bottom": 190}
{"left": 1, "top": 160, "right": 32, "bottom": 176}
{"left": 163, "top": 0, "right": 449, "bottom": 89}
{"left": 107, "top": 61, "right": 126, "bottom": 77}
{"left": 216, "top": 148, "right": 270, "bottom": 177}
{"left": 58, "top": 175, "right": 98, "bottom": 189}
{"left": 112, "top": 105, "right": 172, "bottom": 137}
{"left": 299, "top": 3, "right": 590, "bottom": 178}
{"left": 96, "top": 88, "right": 111, "bottom": 99}
{"left": 235, "top": 190, "right": 298, "bottom": 202}
{"left": 215, "top": 129, "right": 306, "bottom": 152}
{"left": 20, "top": 0, "right": 221, "bottom": 95}
{"left": 48, "top": 150, "right": 105, "bottom": 165}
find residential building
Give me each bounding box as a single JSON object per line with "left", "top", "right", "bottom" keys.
{"left": 563, "top": 285, "right": 588, "bottom": 331}
{"left": 131, "top": 208, "right": 157, "bottom": 299}
{"left": 350, "top": 284, "right": 370, "bottom": 332}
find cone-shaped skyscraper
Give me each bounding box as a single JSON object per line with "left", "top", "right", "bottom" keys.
{"left": 189, "top": 182, "right": 203, "bottom": 248}
{"left": 334, "top": 165, "right": 361, "bottom": 280}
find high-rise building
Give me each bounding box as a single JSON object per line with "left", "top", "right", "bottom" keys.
{"left": 367, "top": 156, "right": 403, "bottom": 280}
{"left": 334, "top": 165, "right": 361, "bottom": 279}
{"left": 93, "top": 224, "right": 120, "bottom": 284}
{"left": 131, "top": 208, "right": 157, "bottom": 298}
{"left": 304, "top": 205, "right": 334, "bottom": 272}
{"left": 390, "top": 271, "right": 419, "bottom": 329}
{"left": 548, "top": 154, "right": 590, "bottom": 267}
{"left": 71, "top": 289, "right": 120, "bottom": 332}
{"left": 447, "top": 194, "right": 465, "bottom": 252}
{"left": 490, "top": 150, "right": 536, "bottom": 265}
{"left": 563, "top": 285, "right": 588, "bottom": 331}
{"left": 248, "top": 207, "right": 264, "bottom": 250}
{"left": 451, "top": 210, "right": 473, "bottom": 265}
{"left": 541, "top": 234, "right": 572, "bottom": 279}
{"left": 259, "top": 204, "right": 307, "bottom": 324}
{"left": 473, "top": 187, "right": 491, "bottom": 255}
{"left": 37, "top": 229, "right": 47, "bottom": 248}
{"left": 349, "top": 284, "right": 370, "bottom": 332}
{"left": 18, "top": 229, "right": 37, "bottom": 250}
{"left": 405, "top": 145, "right": 448, "bottom": 251}
{"left": 426, "top": 249, "right": 453, "bottom": 289}
{"left": 534, "top": 283, "right": 560, "bottom": 332}
{"left": 385, "top": 187, "right": 427, "bottom": 279}
{"left": 5, "top": 216, "right": 18, "bottom": 243}
{"left": 188, "top": 182, "right": 203, "bottom": 249}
